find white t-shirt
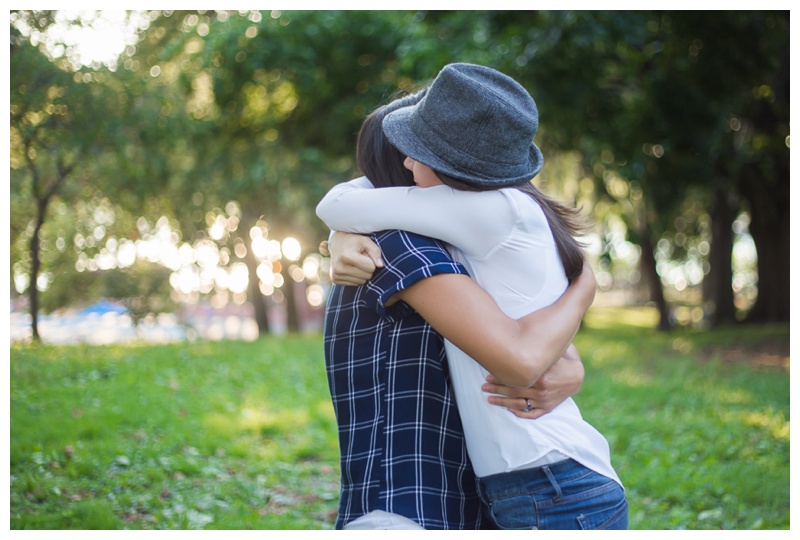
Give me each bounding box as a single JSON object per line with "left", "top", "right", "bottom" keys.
{"left": 316, "top": 176, "right": 621, "bottom": 484}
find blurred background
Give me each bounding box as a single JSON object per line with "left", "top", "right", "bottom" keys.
{"left": 9, "top": 10, "right": 790, "bottom": 345}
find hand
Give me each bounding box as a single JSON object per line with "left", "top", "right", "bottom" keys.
{"left": 329, "top": 231, "right": 384, "bottom": 286}
{"left": 482, "top": 344, "right": 584, "bottom": 419}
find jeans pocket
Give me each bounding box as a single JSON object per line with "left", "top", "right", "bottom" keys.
{"left": 576, "top": 489, "right": 628, "bottom": 530}
{"left": 487, "top": 494, "right": 538, "bottom": 530}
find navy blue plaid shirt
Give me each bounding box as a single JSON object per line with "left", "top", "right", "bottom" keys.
{"left": 323, "top": 230, "right": 484, "bottom": 530}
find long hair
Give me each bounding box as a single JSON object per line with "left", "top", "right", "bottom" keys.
{"left": 356, "top": 89, "right": 427, "bottom": 188}
{"left": 435, "top": 172, "right": 589, "bottom": 282}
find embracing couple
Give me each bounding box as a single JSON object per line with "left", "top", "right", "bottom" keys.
{"left": 315, "top": 63, "right": 627, "bottom": 530}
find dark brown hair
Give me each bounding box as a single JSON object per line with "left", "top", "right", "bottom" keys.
{"left": 356, "top": 89, "right": 427, "bottom": 188}
{"left": 435, "top": 171, "right": 589, "bottom": 282}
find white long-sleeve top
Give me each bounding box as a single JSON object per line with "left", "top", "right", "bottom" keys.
{"left": 317, "top": 176, "right": 620, "bottom": 484}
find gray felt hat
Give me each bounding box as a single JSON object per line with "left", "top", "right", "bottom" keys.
{"left": 382, "top": 63, "right": 543, "bottom": 187}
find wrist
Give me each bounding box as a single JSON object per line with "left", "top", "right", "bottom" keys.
{"left": 566, "top": 278, "right": 594, "bottom": 312}
{"left": 574, "top": 273, "right": 596, "bottom": 310}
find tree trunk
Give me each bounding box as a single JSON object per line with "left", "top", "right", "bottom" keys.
{"left": 243, "top": 245, "right": 271, "bottom": 336}
{"left": 737, "top": 47, "right": 790, "bottom": 323}
{"left": 740, "top": 169, "right": 790, "bottom": 323}
{"left": 23, "top": 147, "right": 72, "bottom": 343}
{"left": 281, "top": 261, "right": 300, "bottom": 333}
{"left": 639, "top": 224, "right": 671, "bottom": 331}
{"left": 239, "top": 212, "right": 271, "bottom": 336}
{"left": 745, "top": 216, "right": 790, "bottom": 322}
{"left": 706, "top": 186, "right": 737, "bottom": 326}
{"left": 28, "top": 204, "right": 46, "bottom": 342}
{"left": 738, "top": 42, "right": 789, "bottom": 323}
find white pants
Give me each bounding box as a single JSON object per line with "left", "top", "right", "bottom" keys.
{"left": 344, "top": 510, "right": 425, "bottom": 530}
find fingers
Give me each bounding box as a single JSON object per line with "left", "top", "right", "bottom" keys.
{"left": 328, "top": 233, "right": 384, "bottom": 286}
{"left": 481, "top": 377, "right": 512, "bottom": 397}
{"left": 331, "top": 255, "right": 374, "bottom": 286}
{"left": 484, "top": 374, "right": 562, "bottom": 419}
{"left": 506, "top": 407, "right": 549, "bottom": 420}
{"left": 332, "top": 276, "right": 368, "bottom": 287}
{"left": 319, "top": 240, "right": 331, "bottom": 257}
{"left": 359, "top": 238, "right": 384, "bottom": 268}
{"left": 482, "top": 377, "right": 543, "bottom": 398}
{"left": 341, "top": 252, "right": 377, "bottom": 276}
{"left": 329, "top": 242, "right": 375, "bottom": 286}
{"left": 485, "top": 395, "right": 549, "bottom": 419}
{"left": 486, "top": 394, "right": 531, "bottom": 410}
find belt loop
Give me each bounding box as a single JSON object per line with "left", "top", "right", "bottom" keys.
{"left": 542, "top": 465, "right": 562, "bottom": 502}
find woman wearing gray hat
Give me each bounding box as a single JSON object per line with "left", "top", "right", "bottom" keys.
{"left": 317, "top": 63, "right": 626, "bottom": 530}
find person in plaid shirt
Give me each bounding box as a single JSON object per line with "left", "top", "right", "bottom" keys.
{"left": 320, "top": 90, "right": 595, "bottom": 530}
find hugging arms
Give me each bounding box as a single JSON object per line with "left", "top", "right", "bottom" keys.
{"left": 326, "top": 229, "right": 591, "bottom": 415}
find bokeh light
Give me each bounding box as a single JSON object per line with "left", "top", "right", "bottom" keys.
{"left": 281, "top": 237, "right": 301, "bottom": 261}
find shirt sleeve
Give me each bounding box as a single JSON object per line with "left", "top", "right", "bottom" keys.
{"left": 316, "top": 178, "right": 517, "bottom": 259}
{"left": 360, "top": 230, "right": 469, "bottom": 317}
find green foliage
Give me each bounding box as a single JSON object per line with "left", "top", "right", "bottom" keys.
{"left": 101, "top": 263, "right": 175, "bottom": 325}
{"left": 10, "top": 16, "right": 126, "bottom": 186}
{"left": 10, "top": 11, "right": 180, "bottom": 336}
{"left": 126, "top": 10, "right": 430, "bottom": 243}
{"left": 10, "top": 10, "right": 790, "bottom": 336}
{"left": 11, "top": 195, "right": 164, "bottom": 315}
{"left": 10, "top": 310, "right": 789, "bottom": 529}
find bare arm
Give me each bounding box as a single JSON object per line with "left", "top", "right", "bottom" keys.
{"left": 327, "top": 232, "right": 589, "bottom": 409}
{"left": 393, "top": 263, "right": 595, "bottom": 388}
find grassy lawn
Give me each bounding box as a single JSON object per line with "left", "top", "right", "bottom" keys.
{"left": 10, "top": 337, "right": 340, "bottom": 530}
{"left": 9, "top": 307, "right": 790, "bottom": 530}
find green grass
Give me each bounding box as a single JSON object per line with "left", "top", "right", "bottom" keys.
{"left": 10, "top": 337, "right": 340, "bottom": 530}
{"left": 10, "top": 307, "right": 790, "bottom": 529}
{"left": 579, "top": 306, "right": 790, "bottom": 530}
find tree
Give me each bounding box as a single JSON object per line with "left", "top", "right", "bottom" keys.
{"left": 101, "top": 263, "right": 175, "bottom": 327}
{"left": 479, "top": 10, "right": 789, "bottom": 328}
{"left": 724, "top": 12, "right": 790, "bottom": 323}
{"left": 12, "top": 10, "right": 788, "bottom": 341}
{"left": 121, "top": 10, "right": 790, "bottom": 332}
{"left": 124, "top": 10, "right": 431, "bottom": 334}
{"left": 622, "top": 11, "right": 790, "bottom": 326}
{"left": 10, "top": 11, "right": 188, "bottom": 341}
{"left": 11, "top": 17, "right": 121, "bottom": 340}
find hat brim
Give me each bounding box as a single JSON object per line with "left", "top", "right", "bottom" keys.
{"left": 383, "top": 106, "right": 543, "bottom": 187}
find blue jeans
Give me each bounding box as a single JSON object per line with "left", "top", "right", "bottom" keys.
{"left": 477, "top": 459, "right": 628, "bottom": 530}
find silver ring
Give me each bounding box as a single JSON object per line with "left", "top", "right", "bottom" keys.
{"left": 525, "top": 398, "right": 533, "bottom": 412}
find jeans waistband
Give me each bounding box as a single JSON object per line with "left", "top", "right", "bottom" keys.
{"left": 478, "top": 458, "right": 587, "bottom": 498}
